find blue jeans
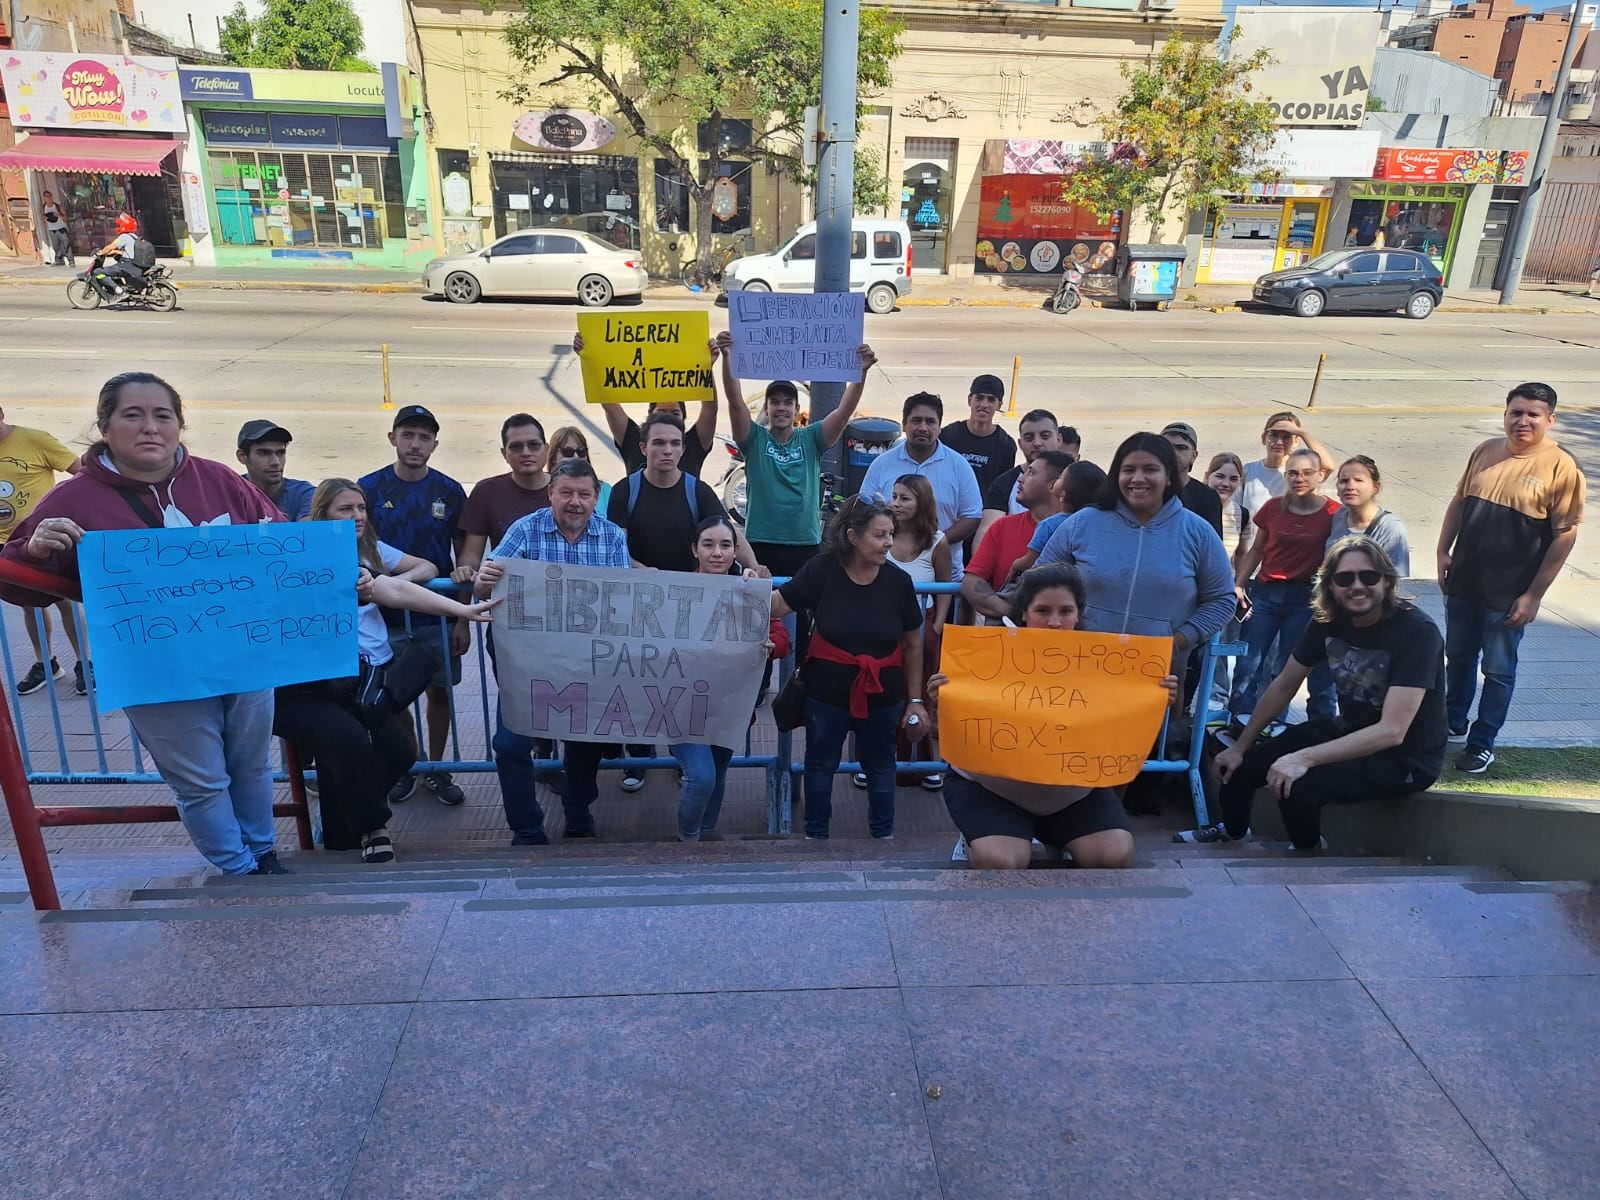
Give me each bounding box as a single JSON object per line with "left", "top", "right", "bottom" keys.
{"left": 492, "top": 703, "right": 606, "bottom": 838}
{"left": 670, "top": 742, "right": 733, "bottom": 841}
{"left": 1230, "top": 580, "right": 1334, "bottom": 722}
{"left": 1445, "top": 594, "right": 1524, "bottom": 751}
{"left": 124, "top": 689, "right": 277, "bottom": 875}
{"left": 803, "top": 698, "right": 901, "bottom": 838}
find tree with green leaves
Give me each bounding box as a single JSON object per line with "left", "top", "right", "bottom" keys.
{"left": 220, "top": 0, "right": 376, "bottom": 73}
{"left": 1061, "top": 31, "right": 1278, "bottom": 242}
{"left": 494, "top": 0, "right": 901, "bottom": 277}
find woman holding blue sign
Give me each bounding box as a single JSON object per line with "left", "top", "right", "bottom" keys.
{"left": 274, "top": 479, "right": 500, "bottom": 863}
{"left": 0, "top": 372, "right": 294, "bottom": 876}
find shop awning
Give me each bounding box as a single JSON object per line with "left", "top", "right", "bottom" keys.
{"left": 0, "top": 135, "right": 180, "bottom": 176}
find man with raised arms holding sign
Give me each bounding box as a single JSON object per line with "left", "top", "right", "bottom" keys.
{"left": 928, "top": 564, "right": 1177, "bottom": 869}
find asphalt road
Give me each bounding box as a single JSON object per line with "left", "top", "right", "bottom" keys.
{"left": 1, "top": 286, "right": 1595, "bottom": 578}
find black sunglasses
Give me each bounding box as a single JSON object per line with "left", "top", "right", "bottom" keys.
{"left": 555, "top": 445, "right": 585, "bottom": 457}
{"left": 1331, "top": 569, "right": 1383, "bottom": 587}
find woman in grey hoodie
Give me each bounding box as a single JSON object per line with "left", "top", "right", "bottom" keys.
{"left": 1035, "top": 432, "right": 1236, "bottom": 664}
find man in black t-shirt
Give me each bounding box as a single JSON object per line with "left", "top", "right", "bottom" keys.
{"left": 1163, "top": 421, "right": 1224, "bottom": 539}
{"left": 604, "top": 411, "right": 758, "bottom": 790}
{"left": 1177, "top": 536, "right": 1446, "bottom": 850}
{"left": 940, "top": 373, "right": 1017, "bottom": 500}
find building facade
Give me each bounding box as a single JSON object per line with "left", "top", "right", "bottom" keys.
{"left": 179, "top": 64, "right": 434, "bottom": 270}
{"left": 406, "top": 0, "right": 1226, "bottom": 285}
{"left": 1390, "top": 0, "right": 1594, "bottom": 105}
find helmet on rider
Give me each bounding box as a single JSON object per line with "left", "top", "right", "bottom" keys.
{"left": 114, "top": 214, "right": 138, "bottom": 234}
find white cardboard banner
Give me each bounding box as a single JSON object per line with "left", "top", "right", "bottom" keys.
{"left": 492, "top": 561, "right": 773, "bottom": 751}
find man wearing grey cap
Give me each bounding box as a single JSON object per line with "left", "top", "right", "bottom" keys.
{"left": 236, "top": 419, "right": 315, "bottom": 521}
{"left": 1163, "top": 420, "right": 1223, "bottom": 540}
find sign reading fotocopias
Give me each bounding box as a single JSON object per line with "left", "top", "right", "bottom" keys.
{"left": 935, "top": 627, "right": 1173, "bottom": 787}
{"left": 491, "top": 562, "right": 772, "bottom": 751}
{"left": 574, "top": 310, "right": 713, "bottom": 405}
{"left": 1231, "top": 7, "right": 1381, "bottom": 128}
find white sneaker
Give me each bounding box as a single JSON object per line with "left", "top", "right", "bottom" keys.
{"left": 951, "top": 835, "right": 969, "bottom": 863}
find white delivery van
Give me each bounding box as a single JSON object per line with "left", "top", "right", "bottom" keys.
{"left": 722, "top": 218, "right": 913, "bottom": 314}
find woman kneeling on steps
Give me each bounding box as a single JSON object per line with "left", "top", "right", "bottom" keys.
{"left": 927, "top": 564, "right": 1177, "bottom": 870}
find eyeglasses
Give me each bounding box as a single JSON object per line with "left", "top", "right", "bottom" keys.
{"left": 1331, "top": 569, "right": 1383, "bottom": 587}
{"left": 1265, "top": 432, "right": 1298, "bottom": 442}
{"left": 555, "top": 445, "right": 585, "bottom": 458}
{"left": 505, "top": 440, "right": 545, "bottom": 454}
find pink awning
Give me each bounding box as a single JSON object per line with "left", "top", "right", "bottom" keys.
{"left": 0, "top": 134, "right": 179, "bottom": 176}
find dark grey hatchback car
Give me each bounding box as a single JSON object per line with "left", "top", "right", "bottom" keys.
{"left": 1252, "top": 248, "right": 1445, "bottom": 319}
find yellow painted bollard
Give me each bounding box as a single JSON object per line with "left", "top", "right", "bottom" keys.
{"left": 381, "top": 343, "right": 393, "bottom": 410}
{"left": 1007, "top": 355, "right": 1021, "bottom": 417}
{"left": 1307, "top": 352, "right": 1327, "bottom": 411}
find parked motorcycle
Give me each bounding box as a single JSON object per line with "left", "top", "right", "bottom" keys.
{"left": 1048, "top": 262, "right": 1086, "bottom": 315}
{"left": 66, "top": 256, "right": 178, "bottom": 313}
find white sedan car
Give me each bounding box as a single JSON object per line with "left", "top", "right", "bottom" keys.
{"left": 422, "top": 230, "right": 648, "bottom": 306}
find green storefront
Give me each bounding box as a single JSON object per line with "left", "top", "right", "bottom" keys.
{"left": 1343, "top": 179, "right": 1471, "bottom": 278}
{"left": 181, "top": 65, "right": 434, "bottom": 270}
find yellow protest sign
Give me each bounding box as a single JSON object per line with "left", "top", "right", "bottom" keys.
{"left": 935, "top": 626, "right": 1173, "bottom": 787}
{"left": 575, "top": 310, "right": 714, "bottom": 405}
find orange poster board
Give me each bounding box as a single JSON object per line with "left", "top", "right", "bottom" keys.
{"left": 935, "top": 626, "right": 1172, "bottom": 787}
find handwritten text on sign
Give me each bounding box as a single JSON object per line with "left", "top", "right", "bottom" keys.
{"left": 935, "top": 627, "right": 1172, "bottom": 786}
{"left": 491, "top": 561, "right": 772, "bottom": 750}
{"left": 78, "top": 522, "right": 359, "bottom": 713}
{"left": 729, "top": 292, "right": 866, "bottom": 383}
{"left": 575, "top": 310, "right": 713, "bottom": 405}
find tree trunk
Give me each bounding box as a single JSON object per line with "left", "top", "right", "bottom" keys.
{"left": 694, "top": 184, "right": 716, "bottom": 276}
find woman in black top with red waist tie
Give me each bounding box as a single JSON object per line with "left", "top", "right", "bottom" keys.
{"left": 771, "top": 497, "right": 925, "bottom": 839}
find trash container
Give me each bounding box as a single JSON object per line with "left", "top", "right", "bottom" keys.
{"left": 843, "top": 417, "right": 901, "bottom": 497}
{"left": 1117, "top": 244, "right": 1188, "bottom": 311}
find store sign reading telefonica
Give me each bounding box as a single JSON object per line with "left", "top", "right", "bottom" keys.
{"left": 179, "top": 67, "right": 386, "bottom": 106}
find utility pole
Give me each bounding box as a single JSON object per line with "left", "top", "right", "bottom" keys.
{"left": 1498, "top": 0, "right": 1584, "bottom": 303}
{"left": 809, "top": 0, "right": 860, "bottom": 458}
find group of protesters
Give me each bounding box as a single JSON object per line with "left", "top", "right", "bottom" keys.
{"left": 0, "top": 347, "right": 1584, "bottom": 873}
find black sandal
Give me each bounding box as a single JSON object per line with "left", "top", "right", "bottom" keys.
{"left": 361, "top": 832, "right": 395, "bottom": 864}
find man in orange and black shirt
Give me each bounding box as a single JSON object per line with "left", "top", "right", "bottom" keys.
{"left": 1436, "top": 383, "right": 1586, "bottom": 774}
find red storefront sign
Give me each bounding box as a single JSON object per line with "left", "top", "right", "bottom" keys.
{"left": 975, "top": 174, "right": 1119, "bottom": 276}
{"left": 1372, "top": 147, "right": 1520, "bottom": 185}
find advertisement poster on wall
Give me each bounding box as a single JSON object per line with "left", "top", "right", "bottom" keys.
{"left": 1231, "top": 7, "right": 1381, "bottom": 128}
{"left": 0, "top": 52, "right": 183, "bottom": 133}
{"left": 975, "top": 174, "right": 1119, "bottom": 282}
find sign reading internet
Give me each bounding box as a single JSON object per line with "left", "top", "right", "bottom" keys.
{"left": 574, "top": 310, "right": 713, "bottom": 405}
{"left": 935, "top": 627, "right": 1172, "bottom": 787}
{"left": 728, "top": 292, "right": 866, "bottom": 383}
{"left": 78, "top": 522, "right": 358, "bottom": 713}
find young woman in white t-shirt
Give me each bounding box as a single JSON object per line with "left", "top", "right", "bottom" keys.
{"left": 274, "top": 478, "right": 497, "bottom": 863}
{"left": 886, "top": 474, "right": 952, "bottom": 789}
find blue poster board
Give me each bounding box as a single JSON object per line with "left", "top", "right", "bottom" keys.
{"left": 78, "top": 521, "right": 359, "bottom": 713}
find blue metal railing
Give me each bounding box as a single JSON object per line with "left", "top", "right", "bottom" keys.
{"left": 1, "top": 579, "right": 1237, "bottom": 839}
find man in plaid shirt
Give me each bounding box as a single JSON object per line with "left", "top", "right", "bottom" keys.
{"left": 476, "top": 460, "right": 631, "bottom": 842}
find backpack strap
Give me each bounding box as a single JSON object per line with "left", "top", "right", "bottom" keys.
{"left": 625, "top": 471, "right": 643, "bottom": 521}
{"left": 683, "top": 473, "right": 699, "bottom": 524}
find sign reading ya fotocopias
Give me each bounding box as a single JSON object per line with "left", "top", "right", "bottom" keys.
{"left": 574, "top": 310, "right": 713, "bottom": 405}
{"left": 935, "top": 627, "right": 1173, "bottom": 787}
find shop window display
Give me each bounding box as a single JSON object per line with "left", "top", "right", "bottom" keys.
{"left": 493, "top": 155, "right": 640, "bottom": 249}
{"left": 208, "top": 150, "right": 402, "bottom": 250}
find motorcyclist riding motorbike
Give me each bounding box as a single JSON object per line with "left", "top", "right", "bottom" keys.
{"left": 93, "top": 214, "right": 148, "bottom": 296}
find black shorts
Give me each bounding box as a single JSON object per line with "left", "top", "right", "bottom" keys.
{"left": 943, "top": 773, "right": 1131, "bottom": 846}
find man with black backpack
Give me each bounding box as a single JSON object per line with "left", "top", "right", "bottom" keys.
{"left": 604, "top": 408, "right": 760, "bottom": 791}
{"left": 94, "top": 214, "right": 155, "bottom": 296}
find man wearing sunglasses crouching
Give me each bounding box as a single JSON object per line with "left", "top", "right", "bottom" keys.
{"left": 1176, "top": 536, "right": 1446, "bottom": 850}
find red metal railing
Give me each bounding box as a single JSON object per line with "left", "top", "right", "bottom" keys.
{"left": 0, "top": 558, "right": 313, "bottom": 910}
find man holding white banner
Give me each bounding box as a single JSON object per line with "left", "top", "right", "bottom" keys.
{"left": 475, "top": 459, "right": 631, "bottom": 842}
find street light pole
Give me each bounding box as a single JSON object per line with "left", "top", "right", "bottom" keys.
{"left": 810, "top": 0, "right": 859, "bottom": 447}
{"left": 1498, "top": 0, "right": 1584, "bottom": 304}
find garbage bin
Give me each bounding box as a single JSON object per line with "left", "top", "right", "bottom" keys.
{"left": 843, "top": 417, "right": 901, "bottom": 497}
{"left": 1117, "top": 244, "right": 1188, "bottom": 311}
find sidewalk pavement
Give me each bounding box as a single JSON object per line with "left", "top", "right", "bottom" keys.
{"left": 4, "top": 252, "right": 1597, "bottom": 313}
